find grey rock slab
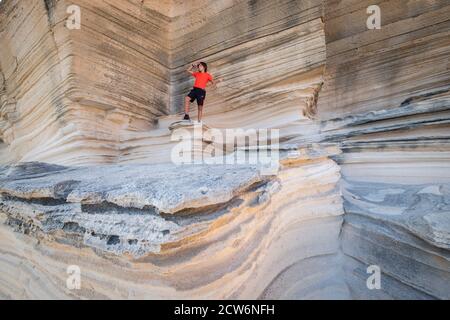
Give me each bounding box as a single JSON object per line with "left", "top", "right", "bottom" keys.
{"left": 0, "top": 162, "right": 270, "bottom": 257}
{"left": 341, "top": 179, "right": 450, "bottom": 249}
{"left": 0, "top": 162, "right": 266, "bottom": 214}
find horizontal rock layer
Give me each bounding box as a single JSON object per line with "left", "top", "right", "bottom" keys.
{"left": 0, "top": 0, "right": 325, "bottom": 165}
{"left": 0, "top": 145, "right": 346, "bottom": 299}
{"left": 320, "top": 0, "right": 450, "bottom": 299}
{"left": 0, "top": 0, "right": 449, "bottom": 300}
{"left": 318, "top": 0, "right": 450, "bottom": 120}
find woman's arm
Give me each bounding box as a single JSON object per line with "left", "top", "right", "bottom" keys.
{"left": 187, "top": 62, "right": 199, "bottom": 75}
{"left": 209, "top": 78, "right": 222, "bottom": 89}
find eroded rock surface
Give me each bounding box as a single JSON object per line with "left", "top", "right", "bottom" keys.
{"left": 0, "top": 145, "right": 346, "bottom": 299}
{"left": 0, "top": 162, "right": 267, "bottom": 257}
{"left": 0, "top": 0, "right": 449, "bottom": 299}
{"left": 320, "top": 0, "right": 450, "bottom": 299}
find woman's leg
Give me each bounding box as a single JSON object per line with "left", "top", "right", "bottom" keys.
{"left": 198, "top": 104, "right": 203, "bottom": 122}
{"left": 197, "top": 90, "right": 205, "bottom": 122}
{"left": 184, "top": 96, "right": 191, "bottom": 114}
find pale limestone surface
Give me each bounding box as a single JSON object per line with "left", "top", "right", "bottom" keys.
{"left": 0, "top": 145, "right": 346, "bottom": 299}
{"left": 0, "top": 0, "right": 325, "bottom": 165}
{"left": 318, "top": 0, "right": 450, "bottom": 299}
{"left": 0, "top": 0, "right": 449, "bottom": 299}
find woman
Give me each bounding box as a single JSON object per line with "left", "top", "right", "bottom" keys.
{"left": 183, "top": 61, "right": 218, "bottom": 122}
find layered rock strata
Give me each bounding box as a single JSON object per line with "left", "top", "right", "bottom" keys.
{"left": 0, "top": 0, "right": 325, "bottom": 165}
{"left": 0, "top": 145, "right": 346, "bottom": 299}
{"left": 319, "top": 0, "right": 450, "bottom": 299}
{"left": 0, "top": 0, "right": 449, "bottom": 300}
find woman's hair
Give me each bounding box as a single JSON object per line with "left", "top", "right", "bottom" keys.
{"left": 199, "top": 62, "right": 208, "bottom": 72}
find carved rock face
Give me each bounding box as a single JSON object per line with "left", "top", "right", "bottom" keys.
{"left": 0, "top": 0, "right": 326, "bottom": 165}
{"left": 0, "top": 0, "right": 449, "bottom": 299}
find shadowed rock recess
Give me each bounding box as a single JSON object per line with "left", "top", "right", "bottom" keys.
{"left": 0, "top": 0, "right": 448, "bottom": 299}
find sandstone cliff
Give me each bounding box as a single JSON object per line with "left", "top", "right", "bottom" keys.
{"left": 0, "top": 0, "right": 449, "bottom": 299}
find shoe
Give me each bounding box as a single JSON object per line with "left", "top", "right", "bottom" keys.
{"left": 183, "top": 114, "right": 190, "bottom": 121}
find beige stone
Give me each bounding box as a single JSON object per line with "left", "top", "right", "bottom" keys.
{"left": 0, "top": 0, "right": 449, "bottom": 299}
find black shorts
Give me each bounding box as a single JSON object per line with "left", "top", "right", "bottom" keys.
{"left": 187, "top": 87, "right": 206, "bottom": 106}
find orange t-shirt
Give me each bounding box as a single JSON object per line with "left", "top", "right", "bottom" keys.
{"left": 192, "top": 72, "right": 213, "bottom": 90}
